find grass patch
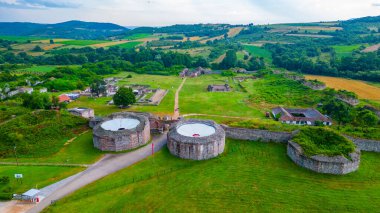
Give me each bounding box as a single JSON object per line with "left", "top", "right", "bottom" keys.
{"left": 244, "top": 75, "right": 324, "bottom": 108}
{"left": 292, "top": 127, "right": 356, "bottom": 158}
{"left": 0, "top": 131, "right": 103, "bottom": 164}
{"left": 0, "top": 36, "right": 47, "bottom": 42}
{"left": 13, "top": 65, "right": 58, "bottom": 74}
{"left": 0, "top": 104, "right": 31, "bottom": 123}
{"left": 332, "top": 44, "right": 365, "bottom": 57}
{"left": 0, "top": 166, "right": 83, "bottom": 200}
{"left": 0, "top": 110, "right": 88, "bottom": 158}
{"left": 243, "top": 45, "right": 272, "bottom": 62}
{"left": 180, "top": 75, "right": 263, "bottom": 118}
{"left": 57, "top": 40, "right": 110, "bottom": 46}
{"left": 44, "top": 139, "right": 380, "bottom": 212}
{"left": 114, "top": 41, "right": 143, "bottom": 49}
{"left": 124, "top": 33, "right": 152, "bottom": 40}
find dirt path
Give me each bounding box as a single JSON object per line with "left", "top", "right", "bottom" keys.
{"left": 173, "top": 78, "right": 187, "bottom": 120}
{"left": 28, "top": 133, "right": 168, "bottom": 213}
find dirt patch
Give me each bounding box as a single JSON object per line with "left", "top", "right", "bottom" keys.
{"left": 362, "top": 43, "right": 380, "bottom": 53}
{"left": 90, "top": 40, "right": 130, "bottom": 48}
{"left": 42, "top": 44, "right": 64, "bottom": 50}
{"left": 0, "top": 200, "right": 36, "bottom": 213}
{"left": 228, "top": 27, "right": 244, "bottom": 37}
{"left": 213, "top": 53, "right": 226, "bottom": 63}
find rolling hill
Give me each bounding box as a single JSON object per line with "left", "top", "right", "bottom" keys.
{"left": 0, "top": 20, "right": 129, "bottom": 40}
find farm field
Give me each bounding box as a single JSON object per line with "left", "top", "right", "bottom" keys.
{"left": 57, "top": 40, "right": 110, "bottom": 46}
{"left": 0, "top": 36, "right": 47, "bottom": 42}
{"left": 170, "top": 47, "right": 211, "bottom": 58}
{"left": 362, "top": 43, "right": 380, "bottom": 53}
{"left": 44, "top": 140, "right": 380, "bottom": 212}
{"left": 243, "top": 45, "right": 272, "bottom": 62}
{"left": 0, "top": 166, "right": 83, "bottom": 199}
{"left": 114, "top": 41, "right": 143, "bottom": 49}
{"left": 305, "top": 75, "right": 380, "bottom": 102}
{"left": 124, "top": 33, "right": 153, "bottom": 40}
{"left": 332, "top": 44, "right": 365, "bottom": 57}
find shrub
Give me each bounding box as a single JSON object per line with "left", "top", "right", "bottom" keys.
{"left": 292, "top": 127, "right": 356, "bottom": 158}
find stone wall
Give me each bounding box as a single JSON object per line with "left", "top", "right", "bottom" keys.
{"left": 221, "top": 125, "right": 292, "bottom": 143}
{"left": 287, "top": 141, "right": 360, "bottom": 175}
{"left": 344, "top": 135, "right": 380, "bottom": 152}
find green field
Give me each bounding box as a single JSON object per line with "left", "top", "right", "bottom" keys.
{"left": 332, "top": 44, "right": 365, "bottom": 57}
{"left": 13, "top": 65, "right": 58, "bottom": 74}
{"left": 180, "top": 75, "right": 263, "bottom": 118}
{"left": 124, "top": 33, "right": 152, "bottom": 40}
{"left": 242, "top": 74, "right": 324, "bottom": 108}
{"left": 0, "top": 166, "right": 83, "bottom": 199}
{"left": 0, "top": 132, "right": 103, "bottom": 164}
{"left": 57, "top": 40, "right": 110, "bottom": 46}
{"left": 243, "top": 45, "right": 272, "bottom": 62}
{"left": 0, "top": 35, "right": 47, "bottom": 42}
{"left": 0, "top": 110, "right": 88, "bottom": 158}
{"left": 114, "top": 41, "right": 143, "bottom": 49}
{"left": 44, "top": 139, "right": 380, "bottom": 212}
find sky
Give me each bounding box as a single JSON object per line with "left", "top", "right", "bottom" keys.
{"left": 0, "top": 0, "right": 379, "bottom": 26}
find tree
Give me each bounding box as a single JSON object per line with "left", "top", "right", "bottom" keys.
{"left": 219, "top": 50, "right": 237, "bottom": 69}
{"left": 32, "top": 45, "right": 44, "bottom": 52}
{"left": 356, "top": 109, "right": 379, "bottom": 127}
{"left": 90, "top": 79, "right": 106, "bottom": 97}
{"left": 22, "top": 92, "right": 52, "bottom": 110}
{"left": 50, "top": 39, "right": 54, "bottom": 44}
{"left": 113, "top": 87, "right": 136, "bottom": 107}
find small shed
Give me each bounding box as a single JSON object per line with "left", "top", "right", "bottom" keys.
{"left": 13, "top": 189, "right": 41, "bottom": 202}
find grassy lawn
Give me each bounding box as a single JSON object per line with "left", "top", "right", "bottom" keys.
{"left": 243, "top": 45, "right": 272, "bottom": 62}
{"left": 114, "top": 41, "right": 143, "bottom": 49}
{"left": 44, "top": 139, "right": 380, "bottom": 212}
{"left": 57, "top": 40, "right": 110, "bottom": 46}
{"left": 0, "top": 166, "right": 83, "bottom": 199}
{"left": 0, "top": 132, "right": 103, "bottom": 164}
{"left": 180, "top": 75, "right": 263, "bottom": 118}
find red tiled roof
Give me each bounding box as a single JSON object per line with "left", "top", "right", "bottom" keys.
{"left": 59, "top": 95, "right": 71, "bottom": 103}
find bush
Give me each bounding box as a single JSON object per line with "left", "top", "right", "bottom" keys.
{"left": 292, "top": 127, "right": 356, "bottom": 158}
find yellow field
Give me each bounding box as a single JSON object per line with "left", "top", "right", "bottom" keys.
{"left": 228, "top": 27, "right": 244, "bottom": 37}
{"left": 305, "top": 75, "right": 380, "bottom": 101}
{"left": 42, "top": 44, "right": 64, "bottom": 50}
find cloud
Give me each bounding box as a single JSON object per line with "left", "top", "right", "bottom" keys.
{"left": 0, "top": 0, "right": 379, "bottom": 25}
{"left": 0, "top": 0, "right": 79, "bottom": 9}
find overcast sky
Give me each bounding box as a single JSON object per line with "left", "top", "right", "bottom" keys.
{"left": 0, "top": 0, "right": 379, "bottom": 26}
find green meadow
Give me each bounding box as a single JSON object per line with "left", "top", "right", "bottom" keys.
{"left": 44, "top": 140, "right": 380, "bottom": 212}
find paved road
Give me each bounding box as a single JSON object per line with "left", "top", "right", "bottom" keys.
{"left": 28, "top": 133, "right": 168, "bottom": 213}
{"left": 173, "top": 78, "right": 187, "bottom": 120}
